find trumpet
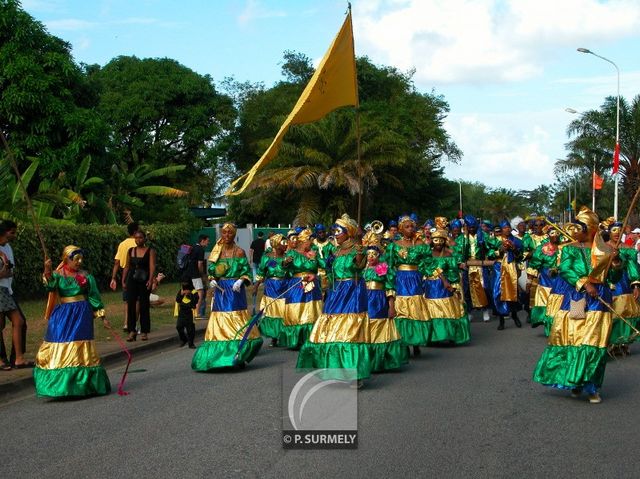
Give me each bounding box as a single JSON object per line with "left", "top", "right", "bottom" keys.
{"left": 367, "top": 220, "right": 384, "bottom": 235}
{"left": 543, "top": 217, "right": 575, "bottom": 242}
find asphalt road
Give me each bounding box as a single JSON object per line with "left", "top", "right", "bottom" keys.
{"left": 2, "top": 313, "right": 639, "bottom": 478}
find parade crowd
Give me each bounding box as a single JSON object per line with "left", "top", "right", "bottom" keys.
{"left": 1, "top": 207, "right": 638, "bottom": 404}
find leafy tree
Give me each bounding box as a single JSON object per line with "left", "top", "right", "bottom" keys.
{"left": 0, "top": 0, "right": 106, "bottom": 177}
{"left": 87, "top": 56, "right": 237, "bottom": 206}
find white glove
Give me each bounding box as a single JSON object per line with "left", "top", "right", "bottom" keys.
{"left": 209, "top": 279, "right": 218, "bottom": 289}
{"left": 232, "top": 279, "right": 244, "bottom": 292}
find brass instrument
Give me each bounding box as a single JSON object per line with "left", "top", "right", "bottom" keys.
{"left": 370, "top": 220, "right": 384, "bottom": 235}
{"left": 543, "top": 217, "right": 576, "bottom": 242}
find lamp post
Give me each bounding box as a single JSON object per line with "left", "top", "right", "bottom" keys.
{"left": 578, "top": 47, "right": 620, "bottom": 220}
{"left": 458, "top": 180, "right": 463, "bottom": 218}
{"left": 566, "top": 108, "right": 596, "bottom": 210}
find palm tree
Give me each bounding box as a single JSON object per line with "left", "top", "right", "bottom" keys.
{"left": 562, "top": 95, "right": 640, "bottom": 205}
{"left": 243, "top": 110, "right": 407, "bottom": 224}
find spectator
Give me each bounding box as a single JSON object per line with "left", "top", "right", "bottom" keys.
{"left": 0, "top": 222, "right": 31, "bottom": 369}
{"left": 249, "top": 232, "right": 266, "bottom": 281}
{"left": 0, "top": 220, "right": 27, "bottom": 367}
{"left": 122, "top": 230, "right": 156, "bottom": 341}
{"left": 623, "top": 225, "right": 636, "bottom": 246}
{"left": 265, "top": 231, "right": 275, "bottom": 251}
{"left": 186, "top": 234, "right": 210, "bottom": 319}
{"left": 110, "top": 222, "right": 139, "bottom": 331}
{"left": 175, "top": 281, "right": 198, "bottom": 348}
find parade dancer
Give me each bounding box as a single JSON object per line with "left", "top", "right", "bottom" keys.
{"left": 254, "top": 234, "right": 288, "bottom": 347}
{"left": 192, "top": 223, "right": 262, "bottom": 371}
{"left": 527, "top": 226, "right": 561, "bottom": 335}
{"left": 486, "top": 220, "right": 523, "bottom": 330}
{"left": 362, "top": 231, "right": 408, "bottom": 372}
{"left": 312, "top": 224, "right": 334, "bottom": 293}
{"left": 421, "top": 228, "right": 470, "bottom": 345}
{"left": 522, "top": 219, "right": 548, "bottom": 322}
{"left": 386, "top": 214, "right": 432, "bottom": 356}
{"left": 281, "top": 228, "right": 322, "bottom": 348}
{"left": 460, "top": 216, "right": 493, "bottom": 322}
{"left": 533, "top": 207, "right": 618, "bottom": 404}
{"left": 605, "top": 221, "right": 640, "bottom": 355}
{"left": 297, "top": 214, "right": 372, "bottom": 386}
{"left": 34, "top": 246, "right": 111, "bottom": 398}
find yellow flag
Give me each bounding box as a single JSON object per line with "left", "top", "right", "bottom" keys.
{"left": 226, "top": 12, "right": 358, "bottom": 196}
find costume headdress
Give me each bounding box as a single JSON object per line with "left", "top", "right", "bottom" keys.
{"left": 435, "top": 217, "right": 448, "bottom": 229}
{"left": 334, "top": 213, "right": 358, "bottom": 238}
{"left": 297, "top": 228, "right": 314, "bottom": 243}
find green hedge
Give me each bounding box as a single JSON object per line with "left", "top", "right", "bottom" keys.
{"left": 9, "top": 223, "right": 191, "bottom": 299}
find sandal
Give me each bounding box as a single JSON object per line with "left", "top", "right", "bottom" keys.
{"left": 13, "top": 360, "right": 35, "bottom": 369}
{"left": 0, "top": 362, "right": 11, "bottom": 371}
{"left": 140, "top": 333, "right": 148, "bottom": 341}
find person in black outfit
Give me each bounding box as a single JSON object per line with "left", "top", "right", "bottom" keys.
{"left": 175, "top": 281, "right": 198, "bottom": 348}
{"left": 186, "top": 234, "right": 209, "bottom": 319}
{"left": 249, "top": 232, "right": 266, "bottom": 281}
{"left": 122, "top": 230, "right": 156, "bottom": 341}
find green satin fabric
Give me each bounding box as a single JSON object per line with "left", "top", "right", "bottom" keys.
{"left": 45, "top": 272, "right": 103, "bottom": 310}
{"left": 256, "top": 252, "right": 288, "bottom": 279}
{"left": 33, "top": 366, "right": 110, "bottom": 398}
{"left": 284, "top": 249, "right": 319, "bottom": 274}
{"left": 532, "top": 344, "right": 608, "bottom": 389}
{"left": 191, "top": 337, "right": 263, "bottom": 370}
{"left": 296, "top": 341, "right": 373, "bottom": 380}
{"left": 207, "top": 256, "right": 251, "bottom": 279}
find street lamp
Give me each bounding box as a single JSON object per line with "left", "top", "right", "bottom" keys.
{"left": 578, "top": 47, "right": 621, "bottom": 219}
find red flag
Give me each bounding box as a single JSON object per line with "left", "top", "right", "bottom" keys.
{"left": 613, "top": 142, "right": 620, "bottom": 174}
{"left": 593, "top": 172, "right": 604, "bottom": 190}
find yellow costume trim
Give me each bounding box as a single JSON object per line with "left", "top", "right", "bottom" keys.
{"left": 93, "top": 308, "right": 106, "bottom": 319}
{"left": 395, "top": 296, "right": 430, "bottom": 321}
{"left": 526, "top": 267, "right": 539, "bottom": 278}
{"left": 284, "top": 300, "right": 322, "bottom": 326}
{"left": 369, "top": 318, "right": 402, "bottom": 343}
{"left": 366, "top": 281, "right": 385, "bottom": 290}
{"left": 424, "top": 296, "right": 465, "bottom": 319}
{"left": 308, "top": 312, "right": 370, "bottom": 343}
{"left": 397, "top": 264, "right": 418, "bottom": 271}
{"left": 35, "top": 340, "right": 101, "bottom": 369}
{"left": 259, "top": 296, "right": 286, "bottom": 319}
{"left": 468, "top": 265, "right": 489, "bottom": 308}
{"left": 499, "top": 257, "right": 518, "bottom": 302}
{"left": 204, "top": 310, "right": 259, "bottom": 341}
{"left": 59, "top": 295, "right": 87, "bottom": 304}
{"left": 293, "top": 271, "right": 316, "bottom": 278}
{"left": 533, "top": 284, "right": 551, "bottom": 307}
{"left": 612, "top": 293, "right": 640, "bottom": 317}
{"left": 548, "top": 310, "right": 611, "bottom": 348}
{"left": 546, "top": 293, "right": 564, "bottom": 317}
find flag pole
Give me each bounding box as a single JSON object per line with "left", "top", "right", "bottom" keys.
{"left": 592, "top": 156, "right": 596, "bottom": 211}
{"left": 348, "top": 3, "right": 363, "bottom": 228}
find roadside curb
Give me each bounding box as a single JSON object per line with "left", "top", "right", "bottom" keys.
{"left": 0, "top": 322, "right": 207, "bottom": 400}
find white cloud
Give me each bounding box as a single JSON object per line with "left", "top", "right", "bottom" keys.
{"left": 238, "top": 0, "right": 286, "bottom": 26}
{"left": 443, "top": 110, "right": 565, "bottom": 189}
{"left": 355, "top": 0, "right": 640, "bottom": 85}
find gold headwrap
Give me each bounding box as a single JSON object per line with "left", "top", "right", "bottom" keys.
{"left": 398, "top": 215, "right": 415, "bottom": 227}
{"left": 362, "top": 231, "right": 381, "bottom": 248}
{"left": 208, "top": 223, "right": 238, "bottom": 263}
{"left": 435, "top": 217, "right": 449, "bottom": 230}
{"left": 62, "top": 245, "right": 83, "bottom": 262}
{"left": 431, "top": 228, "right": 448, "bottom": 241}
{"left": 270, "top": 233, "right": 284, "bottom": 247}
{"left": 334, "top": 214, "right": 358, "bottom": 238}
{"left": 297, "top": 228, "right": 313, "bottom": 243}
{"left": 574, "top": 206, "right": 599, "bottom": 234}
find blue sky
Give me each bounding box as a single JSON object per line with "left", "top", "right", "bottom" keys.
{"left": 22, "top": 0, "right": 640, "bottom": 191}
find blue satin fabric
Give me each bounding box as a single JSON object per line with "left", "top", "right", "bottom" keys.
{"left": 324, "top": 279, "right": 367, "bottom": 314}
{"left": 285, "top": 278, "right": 321, "bottom": 304}
{"left": 45, "top": 301, "right": 94, "bottom": 342}
{"left": 367, "top": 289, "right": 388, "bottom": 319}
{"left": 423, "top": 278, "right": 452, "bottom": 300}
{"left": 559, "top": 283, "right": 611, "bottom": 311}
{"left": 212, "top": 279, "right": 247, "bottom": 312}
{"left": 264, "top": 278, "right": 288, "bottom": 299}
{"left": 612, "top": 271, "right": 632, "bottom": 296}
{"left": 492, "top": 262, "right": 515, "bottom": 316}
{"left": 395, "top": 270, "right": 423, "bottom": 296}
{"left": 538, "top": 267, "right": 556, "bottom": 289}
